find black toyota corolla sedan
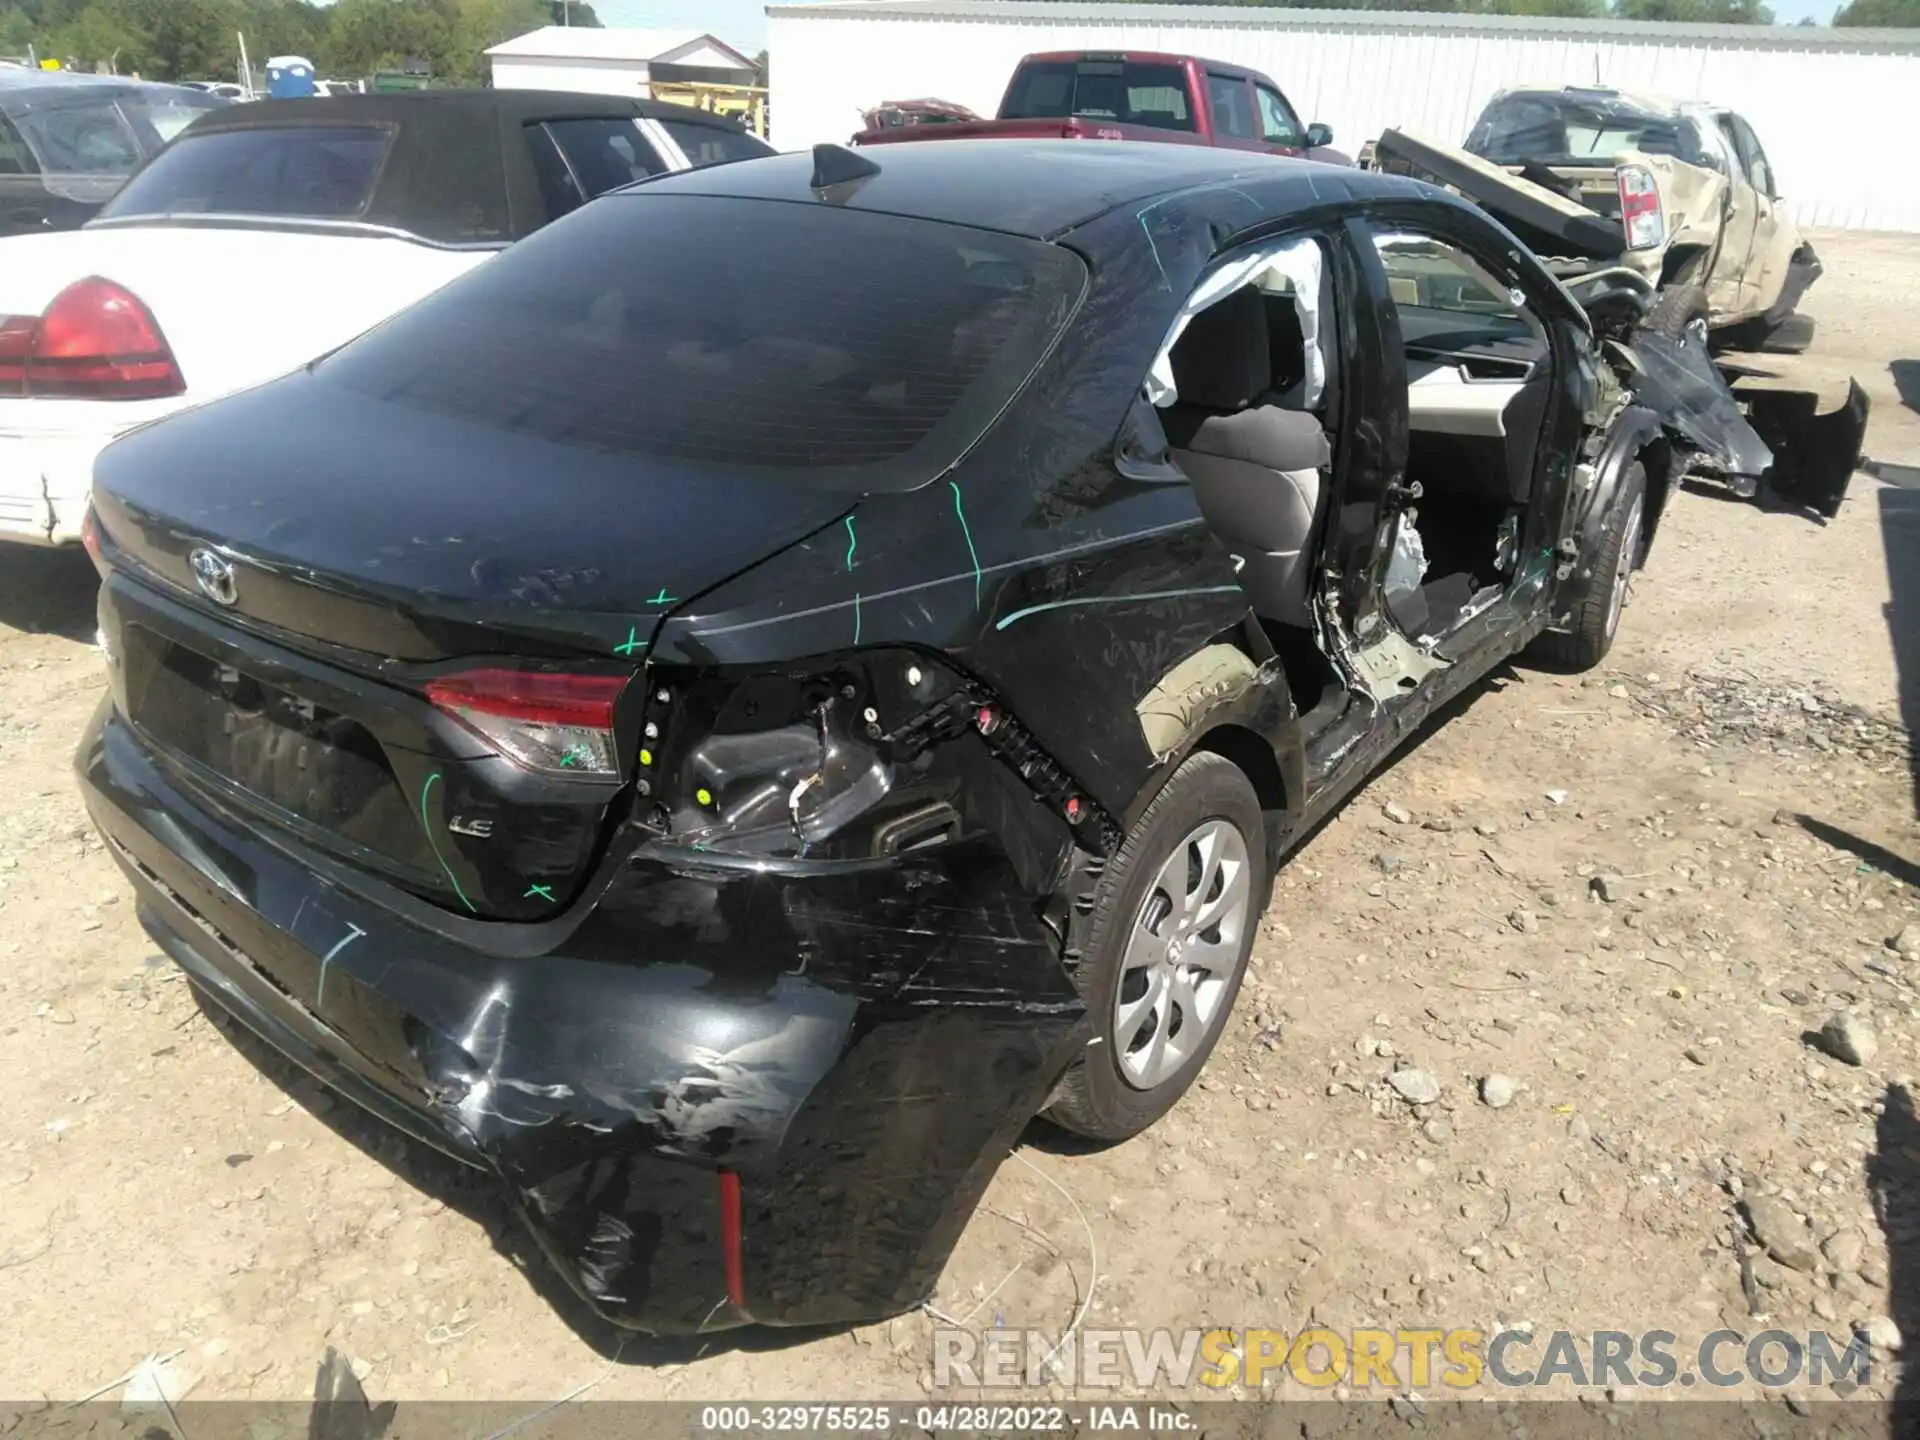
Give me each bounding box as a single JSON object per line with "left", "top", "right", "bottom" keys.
{"left": 75, "top": 138, "right": 1811, "bottom": 1334}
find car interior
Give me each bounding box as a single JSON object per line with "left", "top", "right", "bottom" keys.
{"left": 1157, "top": 230, "right": 1551, "bottom": 679}
{"left": 1155, "top": 237, "right": 1344, "bottom": 725}
{"left": 1374, "top": 231, "right": 1551, "bottom": 640}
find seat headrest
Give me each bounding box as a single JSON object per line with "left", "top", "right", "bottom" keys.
{"left": 1169, "top": 287, "right": 1270, "bottom": 412}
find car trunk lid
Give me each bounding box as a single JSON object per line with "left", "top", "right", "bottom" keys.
{"left": 91, "top": 372, "right": 857, "bottom": 920}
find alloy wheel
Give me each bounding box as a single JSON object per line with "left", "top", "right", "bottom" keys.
{"left": 1112, "top": 818, "right": 1252, "bottom": 1090}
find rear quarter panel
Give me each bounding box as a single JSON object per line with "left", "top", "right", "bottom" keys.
{"left": 649, "top": 182, "right": 1307, "bottom": 832}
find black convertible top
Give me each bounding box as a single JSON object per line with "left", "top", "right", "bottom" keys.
{"left": 181, "top": 87, "right": 732, "bottom": 134}
{"left": 155, "top": 88, "right": 755, "bottom": 244}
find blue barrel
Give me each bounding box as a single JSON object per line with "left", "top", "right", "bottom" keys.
{"left": 265, "top": 56, "right": 315, "bottom": 98}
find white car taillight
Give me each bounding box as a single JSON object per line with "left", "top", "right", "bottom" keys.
{"left": 1617, "top": 165, "right": 1665, "bottom": 252}
{"left": 425, "top": 668, "right": 631, "bottom": 778}
{"left": 0, "top": 277, "right": 186, "bottom": 400}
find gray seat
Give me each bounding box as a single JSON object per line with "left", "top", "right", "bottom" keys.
{"left": 1163, "top": 287, "right": 1333, "bottom": 628}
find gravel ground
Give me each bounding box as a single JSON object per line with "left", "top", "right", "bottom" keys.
{"left": 0, "top": 229, "right": 1916, "bottom": 1415}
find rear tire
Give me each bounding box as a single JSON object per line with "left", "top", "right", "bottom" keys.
{"left": 1531, "top": 462, "right": 1646, "bottom": 672}
{"left": 1645, "top": 283, "right": 1710, "bottom": 345}
{"left": 1044, "top": 753, "right": 1267, "bottom": 1143}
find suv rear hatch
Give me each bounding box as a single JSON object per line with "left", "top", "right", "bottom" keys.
{"left": 89, "top": 178, "right": 1087, "bottom": 922}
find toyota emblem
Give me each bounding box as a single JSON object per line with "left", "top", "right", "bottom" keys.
{"left": 189, "top": 547, "right": 238, "bottom": 607}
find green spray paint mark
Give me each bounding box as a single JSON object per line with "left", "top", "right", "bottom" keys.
{"left": 845, "top": 517, "right": 862, "bottom": 644}
{"left": 524, "top": 883, "right": 556, "bottom": 902}
{"left": 950, "top": 481, "right": 981, "bottom": 610}
{"left": 419, "top": 773, "right": 477, "bottom": 914}
{"left": 646, "top": 587, "right": 676, "bottom": 607}
{"left": 316, "top": 922, "right": 366, "bottom": 1010}
{"left": 614, "top": 626, "right": 646, "bottom": 656}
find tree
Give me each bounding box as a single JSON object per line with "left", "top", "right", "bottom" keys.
{"left": 324, "top": 0, "right": 460, "bottom": 75}
{"left": 549, "top": 0, "right": 600, "bottom": 24}
{"left": 0, "top": 7, "right": 35, "bottom": 51}
{"left": 1835, "top": 0, "right": 1920, "bottom": 21}
{"left": 141, "top": 0, "right": 245, "bottom": 79}
{"left": 1611, "top": 0, "right": 1775, "bottom": 18}
{"left": 1470, "top": 0, "right": 1607, "bottom": 16}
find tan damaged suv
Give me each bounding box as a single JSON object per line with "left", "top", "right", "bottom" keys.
{"left": 1373, "top": 86, "right": 1820, "bottom": 349}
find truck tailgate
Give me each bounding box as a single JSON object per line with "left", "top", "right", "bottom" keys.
{"left": 1373, "top": 129, "right": 1624, "bottom": 259}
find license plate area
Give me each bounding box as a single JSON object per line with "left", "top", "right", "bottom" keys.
{"left": 121, "top": 626, "right": 441, "bottom": 883}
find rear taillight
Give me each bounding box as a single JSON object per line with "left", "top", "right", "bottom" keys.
{"left": 0, "top": 277, "right": 185, "bottom": 400}
{"left": 425, "top": 668, "right": 631, "bottom": 778}
{"left": 1617, "top": 165, "right": 1665, "bottom": 252}
{"left": 80, "top": 505, "right": 104, "bottom": 568}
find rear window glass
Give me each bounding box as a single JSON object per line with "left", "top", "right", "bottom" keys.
{"left": 1001, "top": 60, "right": 1193, "bottom": 132}
{"left": 319, "top": 194, "right": 1086, "bottom": 490}
{"left": 101, "top": 125, "right": 390, "bottom": 220}
{"left": 1466, "top": 92, "right": 1711, "bottom": 168}
{"left": 11, "top": 97, "right": 141, "bottom": 174}
{"left": 0, "top": 115, "right": 34, "bottom": 176}
{"left": 544, "top": 117, "right": 665, "bottom": 195}
{"left": 659, "top": 119, "right": 770, "bottom": 170}
{"left": 124, "top": 90, "right": 225, "bottom": 144}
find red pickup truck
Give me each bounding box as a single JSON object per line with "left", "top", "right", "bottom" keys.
{"left": 851, "top": 51, "right": 1349, "bottom": 164}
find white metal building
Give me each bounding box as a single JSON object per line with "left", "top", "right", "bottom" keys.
{"left": 486, "top": 26, "right": 756, "bottom": 97}
{"left": 767, "top": 0, "right": 1920, "bottom": 230}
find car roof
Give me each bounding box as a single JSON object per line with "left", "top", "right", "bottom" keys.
{"left": 184, "top": 87, "right": 752, "bottom": 132}
{"left": 133, "top": 89, "right": 757, "bottom": 245}
{"left": 0, "top": 69, "right": 213, "bottom": 98}
{"left": 626, "top": 137, "right": 1419, "bottom": 240}
{"left": 1020, "top": 49, "right": 1275, "bottom": 82}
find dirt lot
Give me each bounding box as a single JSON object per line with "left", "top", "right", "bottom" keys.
{"left": 2, "top": 229, "right": 1918, "bottom": 1413}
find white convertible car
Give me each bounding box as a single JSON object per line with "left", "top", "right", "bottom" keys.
{"left": 0, "top": 87, "right": 771, "bottom": 546}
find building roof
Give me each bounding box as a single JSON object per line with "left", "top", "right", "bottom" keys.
{"left": 484, "top": 26, "right": 755, "bottom": 68}
{"left": 767, "top": 0, "right": 1920, "bottom": 51}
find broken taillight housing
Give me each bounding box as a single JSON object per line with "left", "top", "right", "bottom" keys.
{"left": 426, "top": 668, "right": 631, "bottom": 778}
{"left": 0, "top": 277, "right": 186, "bottom": 400}
{"left": 665, "top": 692, "right": 897, "bottom": 859}
{"left": 1617, "top": 165, "right": 1665, "bottom": 252}
{"left": 640, "top": 657, "right": 991, "bottom": 863}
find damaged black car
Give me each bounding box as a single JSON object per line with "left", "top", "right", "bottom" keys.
{"left": 75, "top": 139, "right": 1827, "bottom": 1335}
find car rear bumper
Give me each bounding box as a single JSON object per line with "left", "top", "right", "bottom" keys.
{"left": 0, "top": 427, "right": 105, "bottom": 545}
{"left": 77, "top": 696, "right": 1086, "bottom": 1334}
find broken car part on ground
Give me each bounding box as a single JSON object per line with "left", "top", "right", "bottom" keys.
{"left": 73, "top": 139, "right": 1863, "bottom": 1335}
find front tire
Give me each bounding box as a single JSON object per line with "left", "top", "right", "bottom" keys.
{"left": 1532, "top": 462, "right": 1646, "bottom": 672}
{"left": 1044, "top": 753, "right": 1267, "bottom": 1142}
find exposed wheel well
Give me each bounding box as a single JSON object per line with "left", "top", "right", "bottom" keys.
{"left": 1194, "top": 724, "right": 1289, "bottom": 816}
{"left": 1660, "top": 244, "right": 1711, "bottom": 290}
